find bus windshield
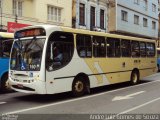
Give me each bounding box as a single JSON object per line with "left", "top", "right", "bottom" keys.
{"left": 10, "top": 38, "right": 45, "bottom": 71}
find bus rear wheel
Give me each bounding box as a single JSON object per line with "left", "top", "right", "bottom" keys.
{"left": 72, "top": 77, "right": 88, "bottom": 97}
{"left": 130, "top": 70, "right": 139, "bottom": 85}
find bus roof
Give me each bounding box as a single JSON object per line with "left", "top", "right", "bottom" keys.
{"left": 0, "top": 32, "right": 14, "bottom": 39}
{"left": 15, "top": 25, "right": 156, "bottom": 43}
{"left": 61, "top": 27, "right": 156, "bottom": 43}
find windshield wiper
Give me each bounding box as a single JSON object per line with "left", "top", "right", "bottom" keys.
{"left": 24, "top": 37, "right": 37, "bottom": 53}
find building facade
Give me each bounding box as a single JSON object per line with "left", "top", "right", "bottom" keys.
{"left": 72, "top": 0, "right": 108, "bottom": 32}
{"left": 158, "top": 0, "right": 160, "bottom": 47}
{"left": 108, "top": 0, "right": 159, "bottom": 39}
{"left": 0, "top": 0, "right": 72, "bottom": 32}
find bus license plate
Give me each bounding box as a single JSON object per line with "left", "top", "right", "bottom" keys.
{"left": 17, "top": 84, "right": 23, "bottom": 88}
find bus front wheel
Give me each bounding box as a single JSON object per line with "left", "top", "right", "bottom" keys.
{"left": 72, "top": 77, "right": 89, "bottom": 97}
{"left": 0, "top": 74, "right": 10, "bottom": 92}
{"left": 130, "top": 70, "right": 139, "bottom": 85}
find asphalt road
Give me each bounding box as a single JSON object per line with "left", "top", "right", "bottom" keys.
{"left": 0, "top": 73, "right": 160, "bottom": 120}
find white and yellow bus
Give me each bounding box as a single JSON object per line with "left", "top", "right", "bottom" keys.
{"left": 9, "top": 25, "right": 157, "bottom": 96}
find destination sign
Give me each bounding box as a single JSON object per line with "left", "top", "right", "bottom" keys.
{"left": 15, "top": 28, "right": 46, "bottom": 38}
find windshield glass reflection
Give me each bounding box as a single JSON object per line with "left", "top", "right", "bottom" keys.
{"left": 10, "top": 38, "right": 45, "bottom": 71}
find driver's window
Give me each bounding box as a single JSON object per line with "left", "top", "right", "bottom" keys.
{"left": 46, "top": 32, "right": 74, "bottom": 71}
{"left": 2, "top": 39, "right": 13, "bottom": 57}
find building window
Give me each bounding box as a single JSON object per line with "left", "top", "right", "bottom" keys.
{"left": 143, "top": 0, "right": 148, "bottom": 11}
{"left": 143, "top": 18, "right": 148, "bottom": 27}
{"left": 152, "top": 4, "right": 156, "bottom": 13}
{"left": 152, "top": 21, "right": 156, "bottom": 29}
{"left": 0, "top": 0, "right": 2, "bottom": 16}
{"left": 134, "top": 0, "right": 140, "bottom": 5}
{"left": 90, "top": 6, "right": 95, "bottom": 30}
{"left": 0, "top": 0, "right": 2, "bottom": 8}
{"left": 100, "top": 9, "right": 105, "bottom": 29}
{"left": 121, "top": 10, "right": 128, "bottom": 22}
{"left": 12, "top": 0, "right": 22, "bottom": 16}
{"left": 79, "top": 3, "right": 85, "bottom": 25}
{"left": 47, "top": 6, "right": 61, "bottom": 22}
{"left": 134, "top": 15, "right": 139, "bottom": 25}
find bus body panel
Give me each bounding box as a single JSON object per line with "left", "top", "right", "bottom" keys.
{"left": 9, "top": 25, "right": 157, "bottom": 94}
{"left": 9, "top": 70, "right": 47, "bottom": 94}
{"left": 45, "top": 55, "right": 156, "bottom": 94}
{"left": 45, "top": 57, "right": 100, "bottom": 94}
{"left": 0, "top": 58, "right": 9, "bottom": 78}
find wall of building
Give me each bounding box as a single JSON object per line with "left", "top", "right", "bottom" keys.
{"left": 109, "top": 0, "right": 159, "bottom": 39}
{"left": 108, "top": 1, "right": 116, "bottom": 32}
{"left": 117, "top": 0, "right": 158, "bottom": 18}
{"left": 34, "top": 0, "right": 72, "bottom": 27}
{"left": 75, "top": 0, "right": 108, "bottom": 32}
{"left": 0, "top": 0, "right": 72, "bottom": 32}
{"left": 117, "top": 5, "right": 158, "bottom": 38}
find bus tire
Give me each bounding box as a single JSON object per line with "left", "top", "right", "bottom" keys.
{"left": 130, "top": 70, "right": 139, "bottom": 85}
{"left": 0, "top": 74, "right": 10, "bottom": 92}
{"left": 72, "top": 76, "right": 89, "bottom": 97}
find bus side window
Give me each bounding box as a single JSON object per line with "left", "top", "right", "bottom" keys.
{"left": 121, "top": 40, "right": 131, "bottom": 57}
{"left": 131, "top": 41, "right": 140, "bottom": 57}
{"left": 157, "top": 49, "right": 160, "bottom": 58}
{"left": 140, "top": 42, "right": 146, "bottom": 57}
{"left": 0, "top": 40, "right": 2, "bottom": 57}
{"left": 76, "top": 34, "right": 92, "bottom": 58}
{"left": 93, "top": 36, "right": 106, "bottom": 58}
{"left": 146, "top": 43, "right": 155, "bottom": 57}
{"left": 2, "top": 40, "right": 13, "bottom": 57}
{"left": 107, "top": 38, "right": 120, "bottom": 57}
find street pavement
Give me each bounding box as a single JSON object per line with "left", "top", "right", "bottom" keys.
{"left": 0, "top": 73, "right": 160, "bottom": 120}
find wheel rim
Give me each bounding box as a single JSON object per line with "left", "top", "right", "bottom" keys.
{"left": 75, "top": 81, "right": 84, "bottom": 93}
{"left": 132, "top": 73, "right": 138, "bottom": 84}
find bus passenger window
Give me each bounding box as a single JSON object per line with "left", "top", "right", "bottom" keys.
{"left": 140, "top": 42, "right": 146, "bottom": 57}
{"left": 121, "top": 40, "right": 131, "bottom": 57}
{"left": 2, "top": 40, "right": 13, "bottom": 57}
{"left": 93, "top": 36, "right": 106, "bottom": 57}
{"left": 131, "top": 41, "right": 140, "bottom": 57}
{"left": 146, "top": 43, "right": 155, "bottom": 57}
{"left": 76, "top": 34, "right": 92, "bottom": 58}
{"left": 107, "top": 38, "right": 120, "bottom": 57}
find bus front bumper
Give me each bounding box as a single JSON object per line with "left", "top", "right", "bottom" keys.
{"left": 9, "top": 78, "right": 47, "bottom": 94}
